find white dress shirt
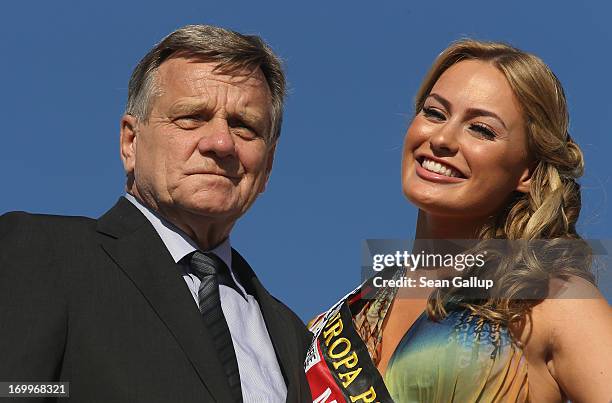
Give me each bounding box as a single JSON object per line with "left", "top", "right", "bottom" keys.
{"left": 125, "top": 194, "right": 287, "bottom": 402}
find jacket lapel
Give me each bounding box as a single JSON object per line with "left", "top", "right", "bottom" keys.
{"left": 96, "top": 197, "right": 234, "bottom": 402}
{"left": 231, "top": 250, "right": 308, "bottom": 402}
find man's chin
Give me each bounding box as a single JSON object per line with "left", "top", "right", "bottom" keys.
{"left": 183, "top": 204, "right": 237, "bottom": 219}
{"left": 170, "top": 190, "right": 237, "bottom": 215}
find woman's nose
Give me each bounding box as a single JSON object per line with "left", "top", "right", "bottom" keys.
{"left": 428, "top": 122, "right": 460, "bottom": 156}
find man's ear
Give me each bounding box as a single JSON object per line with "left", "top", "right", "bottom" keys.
{"left": 120, "top": 114, "right": 138, "bottom": 176}
{"left": 515, "top": 162, "right": 536, "bottom": 194}
{"left": 260, "top": 143, "right": 276, "bottom": 193}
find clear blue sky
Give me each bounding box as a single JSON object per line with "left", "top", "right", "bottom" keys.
{"left": 1, "top": 1, "right": 610, "bottom": 319}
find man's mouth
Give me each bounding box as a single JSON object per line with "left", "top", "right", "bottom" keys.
{"left": 191, "top": 171, "right": 239, "bottom": 179}
{"left": 189, "top": 172, "right": 241, "bottom": 184}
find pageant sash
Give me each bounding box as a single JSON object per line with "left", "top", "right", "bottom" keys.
{"left": 305, "top": 281, "right": 394, "bottom": 403}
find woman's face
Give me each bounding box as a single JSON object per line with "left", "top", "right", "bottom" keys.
{"left": 402, "top": 60, "right": 532, "bottom": 220}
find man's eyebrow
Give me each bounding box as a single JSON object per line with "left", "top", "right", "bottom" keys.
{"left": 224, "top": 108, "right": 265, "bottom": 124}
{"left": 169, "top": 102, "right": 264, "bottom": 119}
{"left": 427, "top": 93, "right": 508, "bottom": 130}
{"left": 169, "top": 101, "right": 209, "bottom": 115}
{"left": 169, "top": 101, "right": 269, "bottom": 129}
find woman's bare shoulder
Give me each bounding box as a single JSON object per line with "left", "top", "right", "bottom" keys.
{"left": 546, "top": 275, "right": 605, "bottom": 299}
{"left": 518, "top": 275, "right": 610, "bottom": 348}
{"left": 516, "top": 275, "right": 612, "bottom": 402}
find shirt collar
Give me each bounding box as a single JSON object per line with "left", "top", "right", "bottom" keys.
{"left": 124, "top": 193, "right": 232, "bottom": 269}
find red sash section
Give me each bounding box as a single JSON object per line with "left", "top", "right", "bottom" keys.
{"left": 305, "top": 285, "right": 394, "bottom": 403}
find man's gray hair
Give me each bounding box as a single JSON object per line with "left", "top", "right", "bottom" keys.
{"left": 125, "top": 24, "right": 286, "bottom": 143}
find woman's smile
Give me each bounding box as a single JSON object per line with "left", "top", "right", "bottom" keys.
{"left": 414, "top": 157, "right": 466, "bottom": 183}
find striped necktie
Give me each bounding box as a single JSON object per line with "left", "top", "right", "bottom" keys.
{"left": 190, "top": 251, "right": 243, "bottom": 402}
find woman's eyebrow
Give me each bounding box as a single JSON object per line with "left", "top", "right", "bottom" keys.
{"left": 427, "top": 93, "right": 452, "bottom": 112}
{"left": 427, "top": 93, "right": 508, "bottom": 130}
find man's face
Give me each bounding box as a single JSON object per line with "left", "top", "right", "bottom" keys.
{"left": 121, "top": 56, "right": 275, "bottom": 226}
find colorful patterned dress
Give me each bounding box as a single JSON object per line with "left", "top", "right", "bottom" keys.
{"left": 380, "top": 308, "right": 528, "bottom": 402}
{"left": 351, "top": 271, "right": 529, "bottom": 403}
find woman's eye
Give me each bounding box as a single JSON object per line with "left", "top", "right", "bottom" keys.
{"left": 422, "top": 107, "right": 446, "bottom": 121}
{"left": 470, "top": 123, "right": 497, "bottom": 139}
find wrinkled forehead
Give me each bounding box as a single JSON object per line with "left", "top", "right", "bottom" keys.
{"left": 154, "top": 56, "right": 272, "bottom": 112}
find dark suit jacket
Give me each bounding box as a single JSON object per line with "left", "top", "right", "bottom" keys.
{"left": 0, "top": 197, "right": 312, "bottom": 402}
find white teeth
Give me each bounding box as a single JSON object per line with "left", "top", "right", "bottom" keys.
{"left": 421, "top": 158, "right": 460, "bottom": 178}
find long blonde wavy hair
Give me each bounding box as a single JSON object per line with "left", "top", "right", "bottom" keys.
{"left": 419, "top": 39, "right": 596, "bottom": 324}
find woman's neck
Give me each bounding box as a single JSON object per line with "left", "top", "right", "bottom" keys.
{"left": 412, "top": 210, "right": 489, "bottom": 256}
{"left": 415, "top": 209, "right": 488, "bottom": 240}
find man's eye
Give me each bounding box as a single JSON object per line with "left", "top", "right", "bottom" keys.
{"left": 231, "top": 125, "right": 259, "bottom": 140}
{"left": 228, "top": 119, "right": 261, "bottom": 140}
{"left": 422, "top": 106, "right": 446, "bottom": 121}
{"left": 174, "top": 115, "right": 204, "bottom": 128}
{"left": 178, "top": 115, "right": 204, "bottom": 122}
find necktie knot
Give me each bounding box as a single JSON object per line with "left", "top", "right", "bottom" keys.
{"left": 190, "top": 251, "right": 244, "bottom": 298}
{"left": 190, "top": 251, "right": 224, "bottom": 278}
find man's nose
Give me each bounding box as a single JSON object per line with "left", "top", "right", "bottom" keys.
{"left": 197, "top": 117, "right": 236, "bottom": 158}
{"left": 429, "top": 121, "right": 460, "bottom": 156}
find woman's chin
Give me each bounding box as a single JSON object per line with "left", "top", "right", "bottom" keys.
{"left": 403, "top": 190, "right": 478, "bottom": 219}
{"left": 404, "top": 184, "right": 456, "bottom": 213}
